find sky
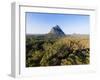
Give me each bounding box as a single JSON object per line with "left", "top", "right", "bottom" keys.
{"left": 26, "top": 12, "right": 90, "bottom": 34}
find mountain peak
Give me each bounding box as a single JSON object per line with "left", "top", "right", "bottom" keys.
{"left": 54, "top": 25, "right": 60, "bottom": 29}
{"left": 49, "top": 25, "right": 65, "bottom": 36}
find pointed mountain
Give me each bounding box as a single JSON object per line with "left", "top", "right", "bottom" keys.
{"left": 49, "top": 25, "right": 65, "bottom": 37}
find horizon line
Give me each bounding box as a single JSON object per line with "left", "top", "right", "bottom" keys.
{"left": 26, "top": 33, "right": 89, "bottom": 35}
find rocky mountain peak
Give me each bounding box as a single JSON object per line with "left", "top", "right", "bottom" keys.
{"left": 49, "top": 25, "right": 65, "bottom": 36}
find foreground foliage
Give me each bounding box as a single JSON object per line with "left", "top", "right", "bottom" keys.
{"left": 26, "top": 36, "right": 89, "bottom": 67}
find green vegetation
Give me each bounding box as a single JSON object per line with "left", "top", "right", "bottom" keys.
{"left": 26, "top": 35, "right": 89, "bottom": 67}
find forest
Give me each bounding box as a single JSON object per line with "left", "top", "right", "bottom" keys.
{"left": 26, "top": 35, "right": 89, "bottom": 67}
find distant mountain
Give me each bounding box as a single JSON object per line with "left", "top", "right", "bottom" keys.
{"left": 48, "top": 25, "right": 65, "bottom": 37}
{"left": 26, "top": 25, "right": 89, "bottom": 39}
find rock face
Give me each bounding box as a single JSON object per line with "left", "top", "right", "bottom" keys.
{"left": 49, "top": 25, "right": 65, "bottom": 37}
